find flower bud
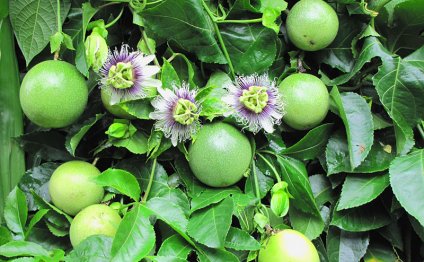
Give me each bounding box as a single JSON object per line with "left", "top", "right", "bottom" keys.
{"left": 270, "top": 181, "right": 291, "bottom": 217}
{"left": 85, "top": 29, "right": 109, "bottom": 72}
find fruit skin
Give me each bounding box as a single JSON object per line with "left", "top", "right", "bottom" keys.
{"left": 286, "top": 0, "right": 339, "bottom": 51}
{"left": 258, "top": 229, "right": 320, "bottom": 262}
{"left": 188, "top": 122, "right": 252, "bottom": 187}
{"left": 279, "top": 73, "right": 329, "bottom": 130}
{"left": 101, "top": 88, "right": 136, "bottom": 119}
{"left": 20, "top": 60, "right": 88, "bottom": 128}
{"left": 69, "top": 204, "right": 121, "bottom": 247}
{"left": 48, "top": 161, "right": 104, "bottom": 216}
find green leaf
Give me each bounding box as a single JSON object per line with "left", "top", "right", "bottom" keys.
{"left": 196, "top": 244, "right": 239, "bottom": 262}
{"left": 18, "top": 162, "right": 60, "bottom": 211}
{"left": 191, "top": 187, "right": 240, "bottom": 213}
{"left": 259, "top": 0, "right": 287, "bottom": 33}
{"left": 120, "top": 99, "right": 155, "bottom": 120}
{"left": 330, "top": 88, "right": 373, "bottom": 169}
{"left": 0, "top": 226, "right": 12, "bottom": 246}
{"left": 289, "top": 206, "right": 325, "bottom": 240}
{"left": 373, "top": 47, "right": 424, "bottom": 154}
{"left": 331, "top": 200, "right": 391, "bottom": 232}
{"left": 137, "top": 35, "right": 156, "bottom": 55}
{"left": 389, "top": 149, "right": 424, "bottom": 226}
{"left": 326, "top": 227, "right": 369, "bottom": 262}
{"left": 9, "top": 0, "right": 71, "bottom": 65}
{"left": 376, "top": 0, "right": 424, "bottom": 54}
{"left": 281, "top": 123, "right": 333, "bottom": 160}
{"left": 338, "top": 173, "right": 390, "bottom": 210}
{"left": 309, "top": 174, "right": 336, "bottom": 207}
{"left": 4, "top": 187, "right": 27, "bottom": 236}
{"left": 321, "top": 37, "right": 391, "bottom": 86}
{"left": 0, "top": 240, "right": 49, "bottom": 258}
{"left": 161, "top": 59, "right": 181, "bottom": 88}
{"left": 31, "top": 191, "right": 72, "bottom": 225}
{"left": 326, "top": 130, "right": 396, "bottom": 174}
{"left": 66, "top": 235, "right": 113, "bottom": 262}
{"left": 111, "top": 203, "right": 155, "bottom": 261}
{"left": 245, "top": 164, "right": 274, "bottom": 199}
{"left": 224, "top": 227, "right": 261, "bottom": 251}
{"left": 220, "top": 23, "right": 277, "bottom": 74}
{"left": 187, "top": 197, "right": 234, "bottom": 248}
{"left": 197, "top": 71, "right": 231, "bottom": 121}
{"left": 174, "top": 157, "right": 206, "bottom": 198}
{"left": 65, "top": 114, "right": 104, "bottom": 156}
{"left": 363, "top": 241, "right": 398, "bottom": 262}
{"left": 141, "top": 0, "right": 226, "bottom": 64}
{"left": 111, "top": 131, "right": 149, "bottom": 155}
{"left": 157, "top": 235, "right": 192, "bottom": 260}
{"left": 25, "top": 209, "right": 49, "bottom": 238}
{"left": 49, "top": 31, "right": 63, "bottom": 53}
{"left": 95, "top": 169, "right": 141, "bottom": 201}
{"left": 314, "top": 16, "right": 364, "bottom": 73}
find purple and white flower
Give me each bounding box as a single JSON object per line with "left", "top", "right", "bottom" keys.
{"left": 149, "top": 83, "right": 201, "bottom": 146}
{"left": 222, "top": 74, "right": 284, "bottom": 133}
{"left": 99, "top": 44, "right": 161, "bottom": 104}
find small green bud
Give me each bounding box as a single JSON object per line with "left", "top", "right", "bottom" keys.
{"left": 239, "top": 85, "right": 269, "bottom": 113}
{"left": 270, "top": 181, "right": 291, "bottom": 217}
{"left": 85, "top": 30, "right": 109, "bottom": 72}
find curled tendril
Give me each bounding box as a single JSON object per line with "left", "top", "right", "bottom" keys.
{"left": 130, "top": 0, "right": 147, "bottom": 12}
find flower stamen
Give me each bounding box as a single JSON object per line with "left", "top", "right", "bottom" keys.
{"left": 173, "top": 98, "right": 199, "bottom": 125}
{"left": 239, "top": 85, "right": 269, "bottom": 113}
{"left": 107, "top": 62, "right": 134, "bottom": 89}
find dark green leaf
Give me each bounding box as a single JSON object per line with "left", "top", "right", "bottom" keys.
{"left": 191, "top": 187, "right": 240, "bottom": 213}
{"left": 220, "top": 23, "right": 277, "bottom": 74}
{"left": 25, "top": 209, "right": 49, "bottom": 238}
{"left": 174, "top": 157, "right": 206, "bottom": 198}
{"left": 157, "top": 235, "right": 192, "bottom": 260}
{"left": 18, "top": 162, "right": 59, "bottom": 211}
{"left": 141, "top": 0, "right": 226, "bottom": 64}
{"left": 245, "top": 165, "right": 273, "bottom": 199}
{"left": 111, "top": 203, "right": 155, "bottom": 261}
{"left": 363, "top": 241, "right": 398, "bottom": 262}
{"left": 65, "top": 114, "right": 104, "bottom": 156}
{"left": 289, "top": 206, "right": 325, "bottom": 240}
{"left": 331, "top": 201, "right": 391, "bottom": 232}
{"left": 4, "top": 187, "right": 27, "bottom": 236}
{"left": 66, "top": 235, "right": 113, "bottom": 262}
{"left": 326, "top": 227, "right": 369, "bottom": 262}
{"left": 187, "top": 197, "right": 234, "bottom": 248}
{"left": 338, "top": 173, "right": 390, "bottom": 210}
{"left": 330, "top": 88, "right": 373, "bottom": 169}
{"left": 224, "top": 227, "right": 260, "bottom": 251}
{"left": 378, "top": 220, "right": 404, "bottom": 251}
{"left": 309, "top": 174, "right": 336, "bottom": 207}
{"left": 95, "top": 169, "right": 141, "bottom": 201}
{"left": 196, "top": 244, "right": 239, "bottom": 262}
{"left": 281, "top": 123, "right": 333, "bottom": 160}
{"left": 0, "top": 240, "right": 49, "bottom": 257}
{"left": 373, "top": 47, "right": 424, "bottom": 154}
{"left": 390, "top": 149, "right": 424, "bottom": 226}
{"left": 161, "top": 59, "right": 181, "bottom": 88}
{"left": 9, "top": 0, "right": 71, "bottom": 65}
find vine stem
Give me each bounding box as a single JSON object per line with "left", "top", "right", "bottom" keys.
{"left": 105, "top": 7, "right": 124, "bottom": 29}
{"left": 141, "top": 158, "right": 157, "bottom": 203}
{"left": 201, "top": 0, "right": 236, "bottom": 79}
{"left": 92, "top": 157, "right": 100, "bottom": 166}
{"left": 256, "top": 153, "right": 281, "bottom": 183}
{"left": 216, "top": 18, "right": 262, "bottom": 24}
{"left": 54, "top": 0, "right": 62, "bottom": 60}
{"left": 251, "top": 160, "right": 261, "bottom": 201}
{"left": 417, "top": 122, "right": 424, "bottom": 141}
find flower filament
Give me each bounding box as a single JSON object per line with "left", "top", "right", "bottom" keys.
{"left": 107, "top": 62, "right": 134, "bottom": 89}
{"left": 239, "top": 85, "right": 269, "bottom": 113}
{"left": 173, "top": 99, "right": 199, "bottom": 125}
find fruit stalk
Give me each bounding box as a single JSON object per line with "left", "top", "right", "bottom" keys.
{"left": 0, "top": 0, "right": 26, "bottom": 223}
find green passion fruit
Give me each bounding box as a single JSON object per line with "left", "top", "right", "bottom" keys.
{"left": 48, "top": 161, "right": 104, "bottom": 216}
{"left": 19, "top": 60, "right": 88, "bottom": 128}
{"left": 286, "top": 0, "right": 339, "bottom": 51}
{"left": 258, "top": 229, "right": 320, "bottom": 262}
{"left": 69, "top": 204, "right": 121, "bottom": 247}
{"left": 279, "top": 73, "right": 329, "bottom": 130}
{"left": 101, "top": 88, "right": 136, "bottom": 119}
{"left": 188, "top": 122, "right": 252, "bottom": 187}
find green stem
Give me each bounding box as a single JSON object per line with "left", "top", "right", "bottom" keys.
{"left": 141, "top": 158, "right": 157, "bottom": 203}
{"left": 256, "top": 153, "right": 281, "bottom": 183}
{"left": 105, "top": 7, "right": 124, "bottom": 29}
{"left": 201, "top": 0, "right": 236, "bottom": 79}
{"left": 251, "top": 160, "right": 261, "bottom": 201}
{"left": 216, "top": 18, "right": 262, "bottom": 24}
{"left": 142, "top": 30, "right": 160, "bottom": 66}
{"left": 54, "top": 0, "right": 62, "bottom": 59}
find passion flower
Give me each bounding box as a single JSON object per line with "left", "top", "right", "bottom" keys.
{"left": 149, "top": 84, "right": 201, "bottom": 146}
{"left": 99, "top": 44, "right": 161, "bottom": 105}
{"left": 222, "top": 74, "right": 284, "bottom": 133}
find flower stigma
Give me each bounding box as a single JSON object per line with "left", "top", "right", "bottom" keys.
{"left": 173, "top": 98, "right": 199, "bottom": 125}
{"left": 239, "top": 85, "right": 269, "bottom": 114}
{"left": 107, "top": 62, "right": 134, "bottom": 89}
